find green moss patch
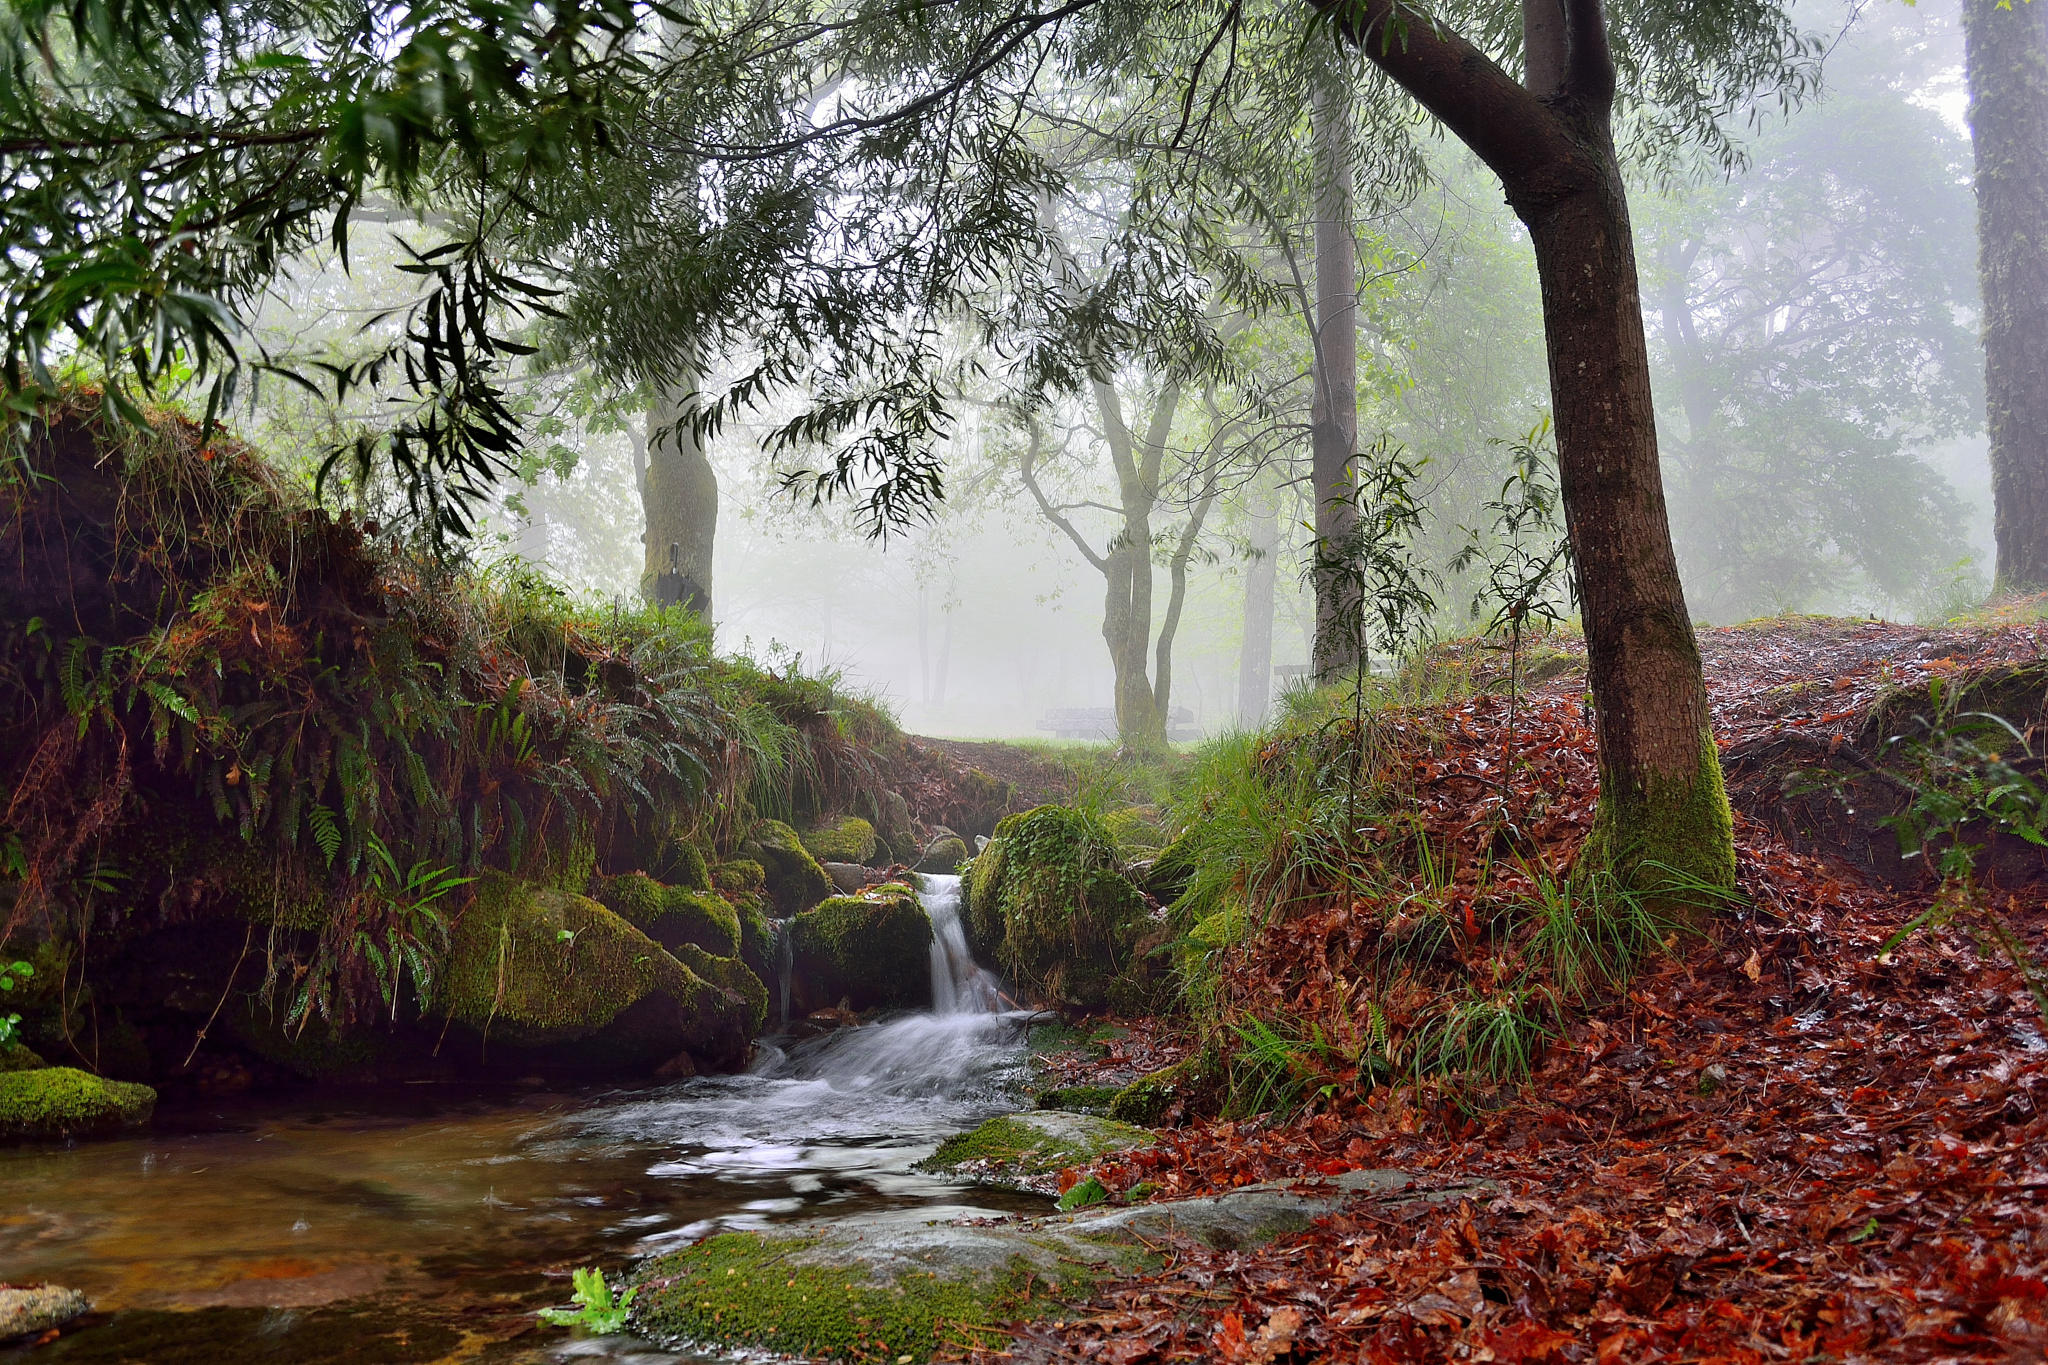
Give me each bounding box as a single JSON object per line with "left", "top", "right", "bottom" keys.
{"left": 801, "top": 814, "right": 879, "bottom": 865}
{"left": 916, "top": 1111, "right": 1154, "bottom": 1193}
{"left": 0, "top": 1066, "right": 154, "bottom": 1140}
{"left": 653, "top": 837, "right": 713, "bottom": 891}
{"left": 1034, "top": 1083, "right": 1121, "bottom": 1115}
{"left": 0, "top": 1041, "right": 45, "bottom": 1073}
{"left": 673, "top": 944, "right": 768, "bottom": 1039}
{"left": 594, "top": 873, "right": 740, "bottom": 958}
{"left": 787, "top": 885, "right": 932, "bottom": 1011}
{"left": 748, "top": 819, "right": 833, "bottom": 914}
{"left": 711, "top": 858, "right": 765, "bottom": 893}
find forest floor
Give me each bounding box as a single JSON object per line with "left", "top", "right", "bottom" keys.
{"left": 961, "top": 612, "right": 2048, "bottom": 1364}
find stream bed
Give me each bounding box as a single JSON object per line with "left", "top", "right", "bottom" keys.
{"left": 2, "top": 878, "right": 1044, "bottom": 1364}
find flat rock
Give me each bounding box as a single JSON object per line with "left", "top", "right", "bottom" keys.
{"left": 914, "top": 1109, "right": 1155, "bottom": 1193}
{"left": 0, "top": 1284, "right": 90, "bottom": 1338}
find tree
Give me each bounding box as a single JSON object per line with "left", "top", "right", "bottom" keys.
{"left": 1963, "top": 0, "right": 2048, "bottom": 590}
{"left": 1316, "top": 0, "right": 1802, "bottom": 888}
{"left": 641, "top": 381, "right": 719, "bottom": 618}
{"left": 1309, "top": 79, "right": 1363, "bottom": 682}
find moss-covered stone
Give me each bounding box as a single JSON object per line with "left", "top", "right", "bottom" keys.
{"left": 1187, "top": 904, "right": 1249, "bottom": 950}
{"left": 0, "top": 1066, "right": 155, "bottom": 1140}
{"left": 1106, "top": 1053, "right": 1224, "bottom": 1126}
{"left": 228, "top": 1005, "right": 399, "bottom": 1081}
{"left": 915, "top": 835, "right": 970, "bottom": 875}
{"left": 673, "top": 943, "right": 768, "bottom": 1039}
{"left": 915, "top": 1111, "right": 1154, "bottom": 1192}
{"left": 711, "top": 858, "right": 765, "bottom": 893}
{"left": 787, "top": 885, "right": 932, "bottom": 1011}
{"left": 800, "top": 815, "right": 878, "bottom": 865}
{"left": 963, "top": 805, "right": 1154, "bottom": 1011}
{"left": 440, "top": 873, "right": 751, "bottom": 1070}
{"left": 0, "top": 1041, "right": 45, "bottom": 1073}
{"left": 1034, "top": 1083, "right": 1121, "bottom": 1115}
{"left": 1103, "top": 806, "right": 1168, "bottom": 857}
{"left": 652, "top": 836, "right": 713, "bottom": 892}
{"left": 592, "top": 873, "right": 741, "bottom": 958}
{"left": 747, "top": 819, "right": 833, "bottom": 914}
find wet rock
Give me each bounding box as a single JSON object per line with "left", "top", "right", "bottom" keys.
{"left": 915, "top": 835, "right": 970, "bottom": 875}
{"left": 0, "top": 1284, "right": 90, "bottom": 1338}
{"left": 743, "top": 819, "right": 833, "bottom": 914}
{"left": 800, "top": 814, "right": 878, "bottom": 866}
{"left": 591, "top": 872, "right": 740, "bottom": 957}
{"left": 822, "top": 860, "right": 872, "bottom": 894}
{"left": 786, "top": 884, "right": 932, "bottom": 1012}
{"left": 915, "top": 1110, "right": 1154, "bottom": 1193}
{"left": 628, "top": 1169, "right": 1488, "bottom": 1363}
{"left": 0, "top": 1067, "right": 155, "bottom": 1141}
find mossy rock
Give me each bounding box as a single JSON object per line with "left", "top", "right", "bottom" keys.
{"left": 915, "top": 835, "right": 970, "bottom": 875}
{"left": 915, "top": 1111, "right": 1154, "bottom": 1192}
{"left": 711, "top": 858, "right": 765, "bottom": 893}
{"left": 228, "top": 1005, "right": 402, "bottom": 1081}
{"left": 673, "top": 944, "right": 768, "bottom": 1040}
{"left": 1033, "top": 1083, "right": 1121, "bottom": 1116}
{"left": 786, "top": 885, "right": 932, "bottom": 1012}
{"left": 592, "top": 873, "right": 740, "bottom": 958}
{"left": 440, "top": 874, "right": 752, "bottom": 1071}
{"left": 746, "top": 819, "right": 834, "bottom": 914}
{"left": 1107, "top": 1052, "right": 1224, "bottom": 1127}
{"left": 1103, "top": 806, "right": 1168, "bottom": 857}
{"left": 0, "top": 1041, "right": 45, "bottom": 1073}
{"left": 0, "top": 1066, "right": 155, "bottom": 1141}
{"left": 651, "top": 836, "right": 713, "bottom": 892}
{"left": 963, "top": 805, "right": 1154, "bottom": 1012}
{"left": 800, "top": 815, "right": 878, "bottom": 865}
{"left": 731, "top": 890, "right": 777, "bottom": 984}
{"left": 1187, "top": 904, "right": 1249, "bottom": 950}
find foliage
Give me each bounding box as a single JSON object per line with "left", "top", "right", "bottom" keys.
{"left": 0, "top": 958, "right": 29, "bottom": 1047}
{"left": 538, "top": 1267, "right": 636, "bottom": 1334}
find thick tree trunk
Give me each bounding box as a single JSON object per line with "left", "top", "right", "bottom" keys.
{"left": 642, "top": 381, "right": 718, "bottom": 621}
{"left": 1309, "top": 81, "right": 1362, "bottom": 683}
{"left": 1323, "top": 0, "right": 1734, "bottom": 890}
{"left": 1237, "top": 494, "right": 1279, "bottom": 727}
{"left": 1964, "top": 0, "right": 2048, "bottom": 591}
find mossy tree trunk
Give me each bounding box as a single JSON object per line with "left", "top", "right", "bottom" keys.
{"left": 1964, "top": 0, "right": 2048, "bottom": 591}
{"left": 641, "top": 379, "right": 718, "bottom": 621}
{"left": 1324, "top": 0, "right": 1735, "bottom": 890}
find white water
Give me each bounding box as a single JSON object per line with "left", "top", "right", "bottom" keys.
{"left": 920, "top": 872, "right": 1006, "bottom": 1014}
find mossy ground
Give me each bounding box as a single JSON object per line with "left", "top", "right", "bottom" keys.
{"left": 0, "top": 1065, "right": 154, "bottom": 1139}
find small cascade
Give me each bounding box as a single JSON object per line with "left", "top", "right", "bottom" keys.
{"left": 773, "top": 917, "right": 794, "bottom": 1024}
{"left": 918, "top": 873, "right": 1005, "bottom": 1015}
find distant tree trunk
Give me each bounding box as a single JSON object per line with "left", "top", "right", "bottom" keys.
{"left": 642, "top": 380, "right": 718, "bottom": 621}
{"left": 1964, "top": 0, "right": 2048, "bottom": 591}
{"left": 513, "top": 497, "right": 549, "bottom": 566}
{"left": 1237, "top": 493, "right": 1279, "bottom": 727}
{"left": 1321, "top": 0, "right": 1734, "bottom": 890}
{"left": 1309, "top": 81, "right": 1361, "bottom": 683}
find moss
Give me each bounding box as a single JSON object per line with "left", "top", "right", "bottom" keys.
{"left": 0, "top": 1066, "right": 155, "bottom": 1140}
{"left": 1103, "top": 806, "right": 1167, "bottom": 857}
{"left": 630, "top": 1231, "right": 1086, "bottom": 1364}
{"left": 229, "top": 1004, "right": 395, "bottom": 1080}
{"left": 731, "top": 890, "right": 775, "bottom": 984}
{"left": 1034, "top": 1083, "right": 1121, "bottom": 1115}
{"left": 1187, "top": 905, "right": 1248, "bottom": 950}
{"left": 915, "top": 834, "right": 970, "bottom": 875}
{"left": 1585, "top": 727, "right": 1738, "bottom": 900}
{"left": 748, "top": 819, "right": 833, "bottom": 914}
{"left": 440, "top": 873, "right": 749, "bottom": 1067}
{"left": 801, "top": 815, "right": 878, "bottom": 865}
{"left": 673, "top": 943, "right": 768, "bottom": 1038}
{"left": 0, "top": 1041, "right": 45, "bottom": 1073}
{"left": 916, "top": 1112, "right": 1154, "bottom": 1189}
{"left": 711, "top": 858, "right": 766, "bottom": 893}
{"left": 1106, "top": 1050, "right": 1226, "bottom": 1126}
{"left": 962, "top": 805, "right": 1153, "bottom": 1011}
{"left": 592, "top": 873, "right": 741, "bottom": 958}
{"left": 653, "top": 836, "right": 713, "bottom": 892}
{"left": 533, "top": 834, "right": 599, "bottom": 894}
{"left": 787, "top": 884, "right": 932, "bottom": 1011}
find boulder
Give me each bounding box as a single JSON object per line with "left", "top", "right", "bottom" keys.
{"left": 915, "top": 835, "right": 970, "bottom": 875}
{"left": 800, "top": 815, "right": 878, "bottom": 866}
{"left": 650, "top": 836, "right": 713, "bottom": 892}
{"left": 591, "top": 872, "right": 740, "bottom": 957}
{"left": 745, "top": 819, "right": 833, "bottom": 914}
{"left": 0, "top": 1284, "right": 90, "bottom": 1338}
{"left": 0, "top": 1067, "right": 155, "bottom": 1141}
{"left": 915, "top": 1110, "right": 1154, "bottom": 1193}
{"left": 628, "top": 1168, "right": 1486, "bottom": 1364}
{"left": 0, "top": 1042, "right": 44, "bottom": 1073}
{"left": 710, "top": 858, "right": 766, "bottom": 893}
{"left": 964, "top": 805, "right": 1155, "bottom": 1011}
{"left": 439, "top": 874, "right": 754, "bottom": 1071}
{"left": 786, "top": 884, "right": 932, "bottom": 1012}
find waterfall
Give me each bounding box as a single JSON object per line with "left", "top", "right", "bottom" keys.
{"left": 918, "top": 874, "right": 1004, "bottom": 1015}
{"left": 773, "top": 917, "right": 794, "bottom": 1024}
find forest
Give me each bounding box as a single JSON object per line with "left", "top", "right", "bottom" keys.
{"left": 1, "top": 0, "right": 2047, "bottom": 1361}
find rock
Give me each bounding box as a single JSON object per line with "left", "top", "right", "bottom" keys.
{"left": 800, "top": 815, "right": 878, "bottom": 866}
{"left": 915, "top": 835, "right": 970, "bottom": 875}
{"left": 628, "top": 1169, "right": 1487, "bottom": 1364}
{"left": 786, "top": 884, "right": 933, "bottom": 1012}
{"left": 916, "top": 1111, "right": 1155, "bottom": 1193}
{"left": 0, "top": 1284, "right": 90, "bottom": 1338}
{"left": 963, "top": 805, "right": 1155, "bottom": 1011}
{"left": 1107, "top": 1053, "right": 1222, "bottom": 1126}
{"left": 822, "top": 861, "right": 872, "bottom": 894}
{"left": 876, "top": 791, "right": 917, "bottom": 860}
{"left": 0, "top": 1042, "right": 45, "bottom": 1073}
{"left": 591, "top": 872, "right": 740, "bottom": 957}
{"left": 710, "top": 858, "right": 765, "bottom": 893}
{"left": 1034, "top": 1083, "right": 1121, "bottom": 1115}
{"left": 0, "top": 1067, "right": 155, "bottom": 1141}
{"left": 439, "top": 873, "right": 754, "bottom": 1072}
{"left": 745, "top": 819, "right": 833, "bottom": 914}
{"left": 650, "top": 836, "right": 713, "bottom": 891}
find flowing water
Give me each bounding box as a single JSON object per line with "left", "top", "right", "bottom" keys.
{"left": 0, "top": 876, "right": 1033, "bottom": 1364}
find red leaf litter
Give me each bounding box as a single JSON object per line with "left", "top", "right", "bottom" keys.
{"left": 952, "top": 617, "right": 2048, "bottom": 1364}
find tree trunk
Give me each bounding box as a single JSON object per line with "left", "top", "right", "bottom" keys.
{"left": 1237, "top": 493, "right": 1279, "bottom": 727}
{"left": 1326, "top": 0, "right": 1734, "bottom": 890}
{"left": 1964, "top": 0, "right": 2048, "bottom": 591}
{"left": 641, "top": 380, "right": 718, "bottom": 621}
{"left": 1309, "top": 80, "right": 1361, "bottom": 682}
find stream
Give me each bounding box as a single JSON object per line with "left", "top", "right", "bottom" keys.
{"left": 0, "top": 876, "right": 1040, "bottom": 1364}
